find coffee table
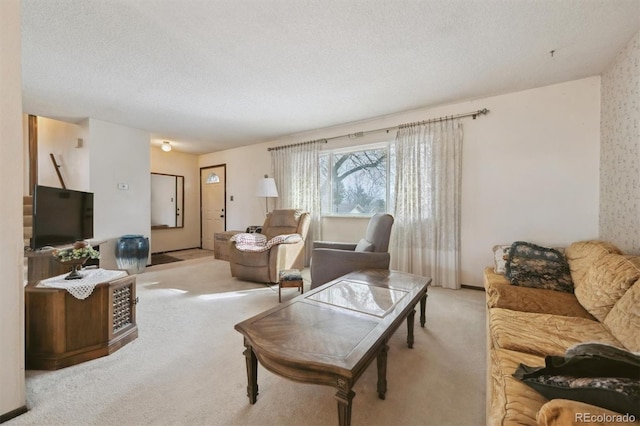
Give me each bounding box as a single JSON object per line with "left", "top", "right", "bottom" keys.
{"left": 234, "top": 269, "right": 431, "bottom": 426}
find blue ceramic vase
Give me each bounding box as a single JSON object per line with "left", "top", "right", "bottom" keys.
{"left": 115, "top": 234, "right": 149, "bottom": 273}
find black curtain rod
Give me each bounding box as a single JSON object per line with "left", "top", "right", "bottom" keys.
{"left": 267, "top": 108, "right": 489, "bottom": 151}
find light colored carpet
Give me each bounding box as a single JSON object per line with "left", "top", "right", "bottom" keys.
{"left": 9, "top": 258, "right": 487, "bottom": 426}
{"left": 166, "top": 248, "right": 215, "bottom": 261}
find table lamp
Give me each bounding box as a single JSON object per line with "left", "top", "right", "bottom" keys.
{"left": 256, "top": 175, "right": 279, "bottom": 215}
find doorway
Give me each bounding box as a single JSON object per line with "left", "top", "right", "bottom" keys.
{"left": 200, "top": 165, "right": 226, "bottom": 250}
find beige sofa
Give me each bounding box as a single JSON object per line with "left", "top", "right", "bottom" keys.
{"left": 485, "top": 240, "right": 640, "bottom": 425}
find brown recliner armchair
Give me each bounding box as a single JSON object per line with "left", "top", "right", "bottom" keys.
{"left": 229, "top": 209, "right": 310, "bottom": 283}
{"left": 310, "top": 213, "right": 394, "bottom": 289}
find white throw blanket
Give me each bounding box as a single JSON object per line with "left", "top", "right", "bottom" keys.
{"left": 230, "top": 233, "right": 302, "bottom": 252}
{"left": 38, "top": 268, "right": 128, "bottom": 299}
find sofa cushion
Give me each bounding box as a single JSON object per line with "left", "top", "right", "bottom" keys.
{"left": 575, "top": 254, "right": 640, "bottom": 322}
{"left": 604, "top": 281, "right": 640, "bottom": 352}
{"left": 506, "top": 241, "right": 573, "bottom": 293}
{"left": 489, "top": 349, "right": 547, "bottom": 426}
{"left": 488, "top": 308, "right": 623, "bottom": 357}
{"left": 565, "top": 241, "right": 622, "bottom": 290}
{"left": 485, "top": 267, "right": 593, "bottom": 318}
{"left": 492, "top": 284, "right": 593, "bottom": 320}
{"left": 537, "top": 399, "right": 640, "bottom": 426}
{"left": 485, "top": 266, "right": 510, "bottom": 291}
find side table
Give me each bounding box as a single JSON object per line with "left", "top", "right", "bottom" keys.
{"left": 214, "top": 230, "right": 242, "bottom": 261}
{"left": 25, "top": 273, "right": 138, "bottom": 370}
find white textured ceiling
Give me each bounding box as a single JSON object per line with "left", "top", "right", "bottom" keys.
{"left": 21, "top": 0, "right": 640, "bottom": 154}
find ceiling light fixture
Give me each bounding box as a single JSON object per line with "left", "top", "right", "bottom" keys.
{"left": 161, "top": 141, "right": 172, "bottom": 152}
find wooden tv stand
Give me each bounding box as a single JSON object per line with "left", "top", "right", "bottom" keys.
{"left": 25, "top": 273, "right": 138, "bottom": 370}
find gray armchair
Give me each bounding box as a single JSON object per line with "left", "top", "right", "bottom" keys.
{"left": 229, "top": 209, "right": 310, "bottom": 283}
{"left": 310, "top": 213, "right": 394, "bottom": 289}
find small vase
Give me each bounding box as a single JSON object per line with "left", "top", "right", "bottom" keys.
{"left": 115, "top": 235, "right": 149, "bottom": 274}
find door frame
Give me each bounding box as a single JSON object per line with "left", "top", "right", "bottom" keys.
{"left": 199, "top": 164, "right": 227, "bottom": 248}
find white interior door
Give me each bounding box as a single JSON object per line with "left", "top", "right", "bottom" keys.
{"left": 201, "top": 166, "right": 226, "bottom": 250}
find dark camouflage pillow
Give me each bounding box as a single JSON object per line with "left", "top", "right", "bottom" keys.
{"left": 505, "top": 241, "right": 573, "bottom": 293}
{"left": 513, "top": 343, "right": 640, "bottom": 417}
{"left": 526, "top": 376, "right": 640, "bottom": 418}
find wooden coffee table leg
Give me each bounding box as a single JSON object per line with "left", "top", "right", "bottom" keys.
{"left": 243, "top": 339, "right": 259, "bottom": 403}
{"left": 420, "top": 293, "right": 428, "bottom": 327}
{"left": 335, "top": 379, "right": 355, "bottom": 426}
{"left": 376, "top": 343, "right": 389, "bottom": 399}
{"left": 406, "top": 309, "right": 416, "bottom": 348}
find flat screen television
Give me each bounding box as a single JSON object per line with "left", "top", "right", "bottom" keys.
{"left": 31, "top": 185, "right": 94, "bottom": 250}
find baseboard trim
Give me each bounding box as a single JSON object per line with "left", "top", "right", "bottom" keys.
{"left": 0, "top": 405, "right": 28, "bottom": 423}
{"left": 152, "top": 246, "right": 202, "bottom": 255}
{"left": 461, "top": 284, "right": 485, "bottom": 291}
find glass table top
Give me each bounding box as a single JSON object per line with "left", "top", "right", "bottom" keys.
{"left": 306, "top": 279, "right": 409, "bottom": 317}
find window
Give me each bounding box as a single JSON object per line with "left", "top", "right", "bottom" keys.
{"left": 205, "top": 173, "right": 220, "bottom": 184}
{"left": 320, "top": 143, "right": 394, "bottom": 216}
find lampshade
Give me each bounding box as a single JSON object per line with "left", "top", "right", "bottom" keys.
{"left": 161, "top": 141, "right": 172, "bottom": 152}
{"left": 256, "top": 177, "right": 279, "bottom": 198}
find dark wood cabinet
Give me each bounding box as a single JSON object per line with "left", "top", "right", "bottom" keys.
{"left": 25, "top": 275, "right": 138, "bottom": 370}
{"left": 25, "top": 244, "right": 102, "bottom": 282}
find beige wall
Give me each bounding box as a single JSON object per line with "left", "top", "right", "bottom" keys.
{"left": 87, "top": 119, "right": 151, "bottom": 269}
{"left": 201, "top": 77, "right": 602, "bottom": 287}
{"left": 0, "top": 0, "right": 26, "bottom": 418}
{"left": 150, "top": 146, "right": 201, "bottom": 253}
{"left": 200, "top": 143, "right": 273, "bottom": 230}
{"left": 22, "top": 116, "right": 150, "bottom": 267}
{"left": 36, "top": 117, "right": 89, "bottom": 191}
{"left": 321, "top": 216, "right": 370, "bottom": 242}
{"left": 600, "top": 30, "right": 640, "bottom": 254}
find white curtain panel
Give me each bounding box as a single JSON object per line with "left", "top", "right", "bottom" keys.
{"left": 391, "top": 119, "right": 463, "bottom": 289}
{"left": 271, "top": 142, "right": 322, "bottom": 265}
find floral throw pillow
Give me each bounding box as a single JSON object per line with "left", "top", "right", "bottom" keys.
{"left": 505, "top": 241, "right": 573, "bottom": 293}
{"left": 493, "top": 245, "right": 511, "bottom": 274}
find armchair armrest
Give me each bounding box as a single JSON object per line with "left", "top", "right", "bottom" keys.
{"left": 310, "top": 249, "right": 390, "bottom": 289}
{"left": 268, "top": 239, "right": 306, "bottom": 283}
{"left": 312, "top": 241, "right": 358, "bottom": 251}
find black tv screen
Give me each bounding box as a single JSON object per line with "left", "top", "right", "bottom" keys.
{"left": 32, "top": 185, "right": 94, "bottom": 250}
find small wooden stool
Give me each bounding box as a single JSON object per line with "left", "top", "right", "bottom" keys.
{"left": 278, "top": 269, "right": 304, "bottom": 302}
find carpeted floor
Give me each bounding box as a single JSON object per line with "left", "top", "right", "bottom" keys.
{"left": 150, "top": 253, "right": 183, "bottom": 265}
{"left": 167, "top": 248, "right": 215, "bottom": 261}
{"left": 151, "top": 249, "right": 214, "bottom": 266}
{"left": 9, "top": 258, "right": 486, "bottom": 426}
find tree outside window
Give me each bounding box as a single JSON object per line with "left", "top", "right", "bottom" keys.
{"left": 320, "top": 145, "right": 391, "bottom": 215}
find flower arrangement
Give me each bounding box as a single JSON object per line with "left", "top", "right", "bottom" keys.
{"left": 52, "top": 241, "right": 100, "bottom": 262}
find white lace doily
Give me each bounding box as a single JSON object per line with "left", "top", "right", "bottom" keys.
{"left": 38, "top": 268, "right": 128, "bottom": 300}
